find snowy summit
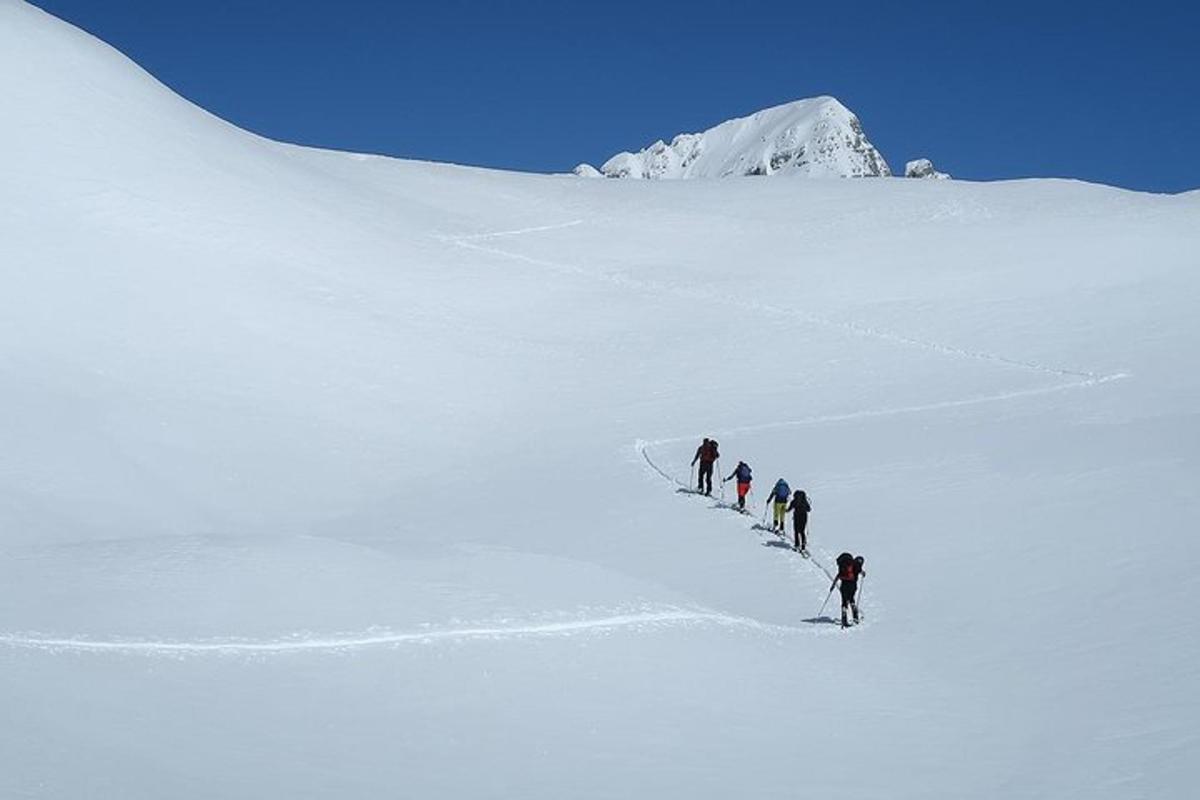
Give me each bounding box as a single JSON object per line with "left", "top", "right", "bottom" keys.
{"left": 578, "top": 96, "right": 891, "bottom": 179}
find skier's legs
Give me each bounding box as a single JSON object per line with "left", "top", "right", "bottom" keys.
{"left": 840, "top": 582, "right": 859, "bottom": 623}
{"left": 699, "top": 461, "right": 714, "bottom": 494}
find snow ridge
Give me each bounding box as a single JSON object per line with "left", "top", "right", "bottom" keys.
{"left": 0, "top": 608, "right": 805, "bottom": 656}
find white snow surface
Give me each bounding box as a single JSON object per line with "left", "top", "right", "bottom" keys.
{"left": 598, "top": 96, "right": 892, "bottom": 178}
{"left": 2, "top": 2, "right": 1199, "bottom": 797}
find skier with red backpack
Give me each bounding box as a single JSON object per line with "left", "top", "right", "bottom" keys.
{"left": 831, "top": 552, "right": 865, "bottom": 628}
{"left": 691, "top": 438, "right": 720, "bottom": 496}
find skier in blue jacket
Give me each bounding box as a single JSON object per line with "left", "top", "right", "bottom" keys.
{"left": 722, "top": 461, "right": 753, "bottom": 509}
{"left": 767, "top": 478, "right": 790, "bottom": 532}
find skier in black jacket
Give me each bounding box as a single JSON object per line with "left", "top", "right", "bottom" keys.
{"left": 786, "top": 489, "right": 811, "bottom": 553}
{"left": 691, "top": 438, "right": 719, "bottom": 496}
{"left": 831, "top": 552, "right": 865, "bottom": 628}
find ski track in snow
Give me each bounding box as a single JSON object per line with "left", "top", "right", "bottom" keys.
{"left": 448, "top": 220, "right": 1129, "bottom": 595}
{"left": 450, "top": 228, "right": 1120, "bottom": 381}
{"left": 435, "top": 219, "right": 585, "bottom": 242}
{"left": 0, "top": 608, "right": 813, "bottom": 657}
{"left": 639, "top": 371, "right": 1128, "bottom": 451}
{"left": 0, "top": 220, "right": 1124, "bottom": 657}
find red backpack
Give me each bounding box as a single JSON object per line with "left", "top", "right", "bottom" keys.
{"left": 836, "top": 552, "right": 856, "bottom": 581}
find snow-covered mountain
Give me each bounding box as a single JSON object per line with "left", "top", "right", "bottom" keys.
{"left": 578, "top": 96, "right": 891, "bottom": 179}
{"left": 3, "top": 2, "right": 1199, "bottom": 799}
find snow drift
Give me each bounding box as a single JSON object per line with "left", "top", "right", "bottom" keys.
{"left": 2, "top": 2, "right": 1199, "bottom": 798}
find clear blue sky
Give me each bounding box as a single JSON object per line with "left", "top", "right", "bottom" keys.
{"left": 32, "top": 0, "right": 1200, "bottom": 192}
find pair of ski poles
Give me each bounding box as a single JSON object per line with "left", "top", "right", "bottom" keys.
{"left": 819, "top": 573, "right": 866, "bottom": 618}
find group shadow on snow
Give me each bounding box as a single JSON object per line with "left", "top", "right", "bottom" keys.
{"left": 761, "top": 539, "right": 794, "bottom": 550}
{"left": 675, "top": 488, "right": 806, "bottom": 550}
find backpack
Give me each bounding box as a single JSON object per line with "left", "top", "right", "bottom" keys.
{"left": 796, "top": 491, "right": 811, "bottom": 512}
{"left": 708, "top": 440, "right": 720, "bottom": 461}
{"left": 774, "top": 480, "right": 790, "bottom": 501}
{"left": 836, "top": 552, "right": 856, "bottom": 581}
{"left": 737, "top": 463, "right": 752, "bottom": 481}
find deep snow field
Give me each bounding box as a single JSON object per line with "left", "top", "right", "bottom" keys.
{"left": 2, "top": 2, "right": 1199, "bottom": 797}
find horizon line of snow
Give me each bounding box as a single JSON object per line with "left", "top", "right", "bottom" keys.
{"left": 0, "top": 608, "right": 805, "bottom": 656}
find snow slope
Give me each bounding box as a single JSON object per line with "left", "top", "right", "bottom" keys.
{"left": 2, "top": 2, "right": 1199, "bottom": 797}
{"left": 587, "top": 96, "right": 891, "bottom": 179}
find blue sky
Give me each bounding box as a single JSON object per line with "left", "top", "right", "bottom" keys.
{"left": 33, "top": 0, "right": 1200, "bottom": 192}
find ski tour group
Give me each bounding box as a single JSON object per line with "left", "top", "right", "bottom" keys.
{"left": 690, "top": 437, "right": 866, "bottom": 628}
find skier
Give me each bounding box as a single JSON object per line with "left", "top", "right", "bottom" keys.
{"left": 786, "top": 489, "right": 811, "bottom": 553}
{"left": 691, "top": 438, "right": 720, "bottom": 496}
{"left": 767, "top": 477, "right": 790, "bottom": 532}
{"left": 830, "top": 552, "right": 865, "bottom": 628}
{"left": 722, "top": 460, "right": 753, "bottom": 510}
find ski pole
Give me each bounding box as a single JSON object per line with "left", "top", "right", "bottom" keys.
{"left": 818, "top": 583, "right": 836, "bottom": 617}
{"left": 717, "top": 459, "right": 726, "bottom": 501}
